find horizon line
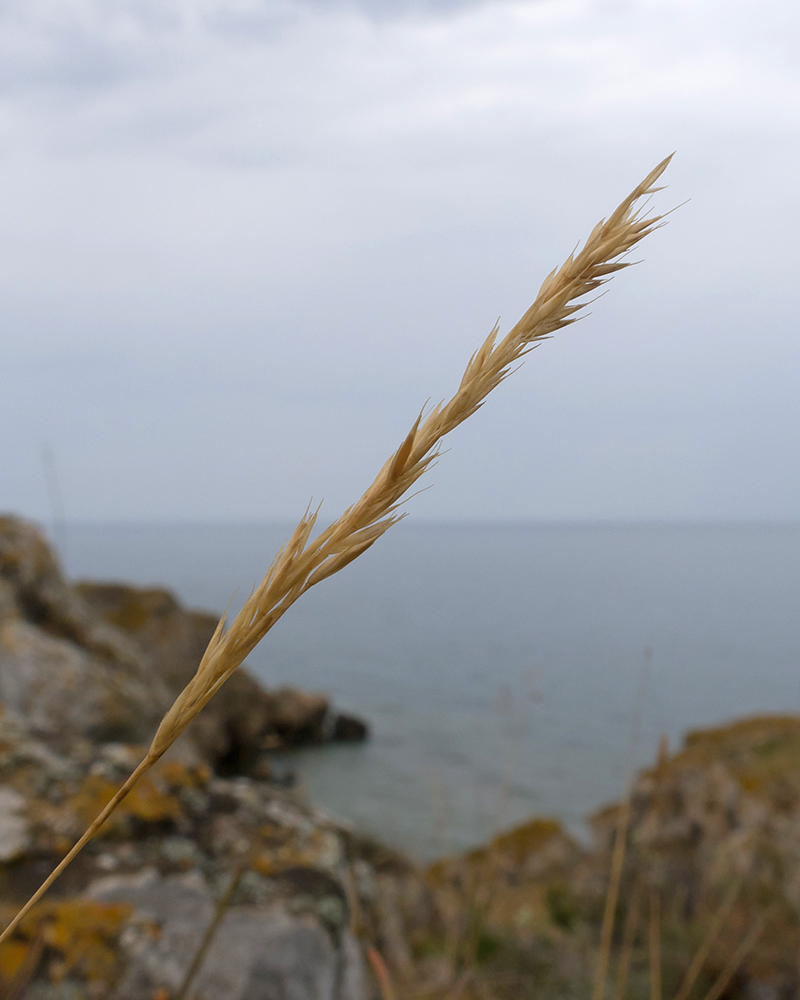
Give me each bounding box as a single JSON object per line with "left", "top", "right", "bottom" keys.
{"left": 17, "top": 515, "right": 800, "bottom": 530}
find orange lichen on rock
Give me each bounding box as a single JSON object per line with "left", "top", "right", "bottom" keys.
{"left": 0, "top": 938, "right": 30, "bottom": 981}
{"left": 425, "top": 817, "right": 583, "bottom": 944}
{"left": 61, "top": 757, "right": 209, "bottom": 839}
{"left": 428, "top": 818, "right": 577, "bottom": 886}
{"left": 67, "top": 771, "right": 181, "bottom": 836}
{"left": 253, "top": 844, "right": 316, "bottom": 875}
{"left": 252, "top": 825, "right": 339, "bottom": 875}
{"left": 159, "top": 759, "right": 210, "bottom": 789}
{"left": 0, "top": 900, "right": 131, "bottom": 986}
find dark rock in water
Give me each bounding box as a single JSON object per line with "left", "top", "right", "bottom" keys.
{"left": 331, "top": 713, "right": 369, "bottom": 742}
{"left": 0, "top": 515, "right": 369, "bottom": 773}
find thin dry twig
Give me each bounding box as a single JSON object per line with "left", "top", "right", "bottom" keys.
{"left": 648, "top": 890, "right": 662, "bottom": 1000}
{"left": 367, "top": 944, "right": 397, "bottom": 1000}
{"left": 4, "top": 930, "right": 45, "bottom": 1000}
{"left": 174, "top": 862, "right": 247, "bottom": 1000}
{"left": 700, "top": 911, "right": 770, "bottom": 1000}
{"left": 0, "top": 154, "right": 672, "bottom": 947}
{"left": 612, "top": 875, "right": 642, "bottom": 1000}
{"left": 592, "top": 647, "right": 653, "bottom": 1000}
{"left": 674, "top": 880, "right": 741, "bottom": 1000}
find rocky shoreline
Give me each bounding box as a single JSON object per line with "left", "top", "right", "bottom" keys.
{"left": 1, "top": 515, "right": 798, "bottom": 1000}
{"left": 0, "top": 516, "right": 368, "bottom": 773}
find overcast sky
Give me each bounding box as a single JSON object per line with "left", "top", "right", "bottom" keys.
{"left": 1, "top": 0, "right": 798, "bottom": 524}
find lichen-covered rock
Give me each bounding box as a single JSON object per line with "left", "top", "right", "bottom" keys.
{"left": 399, "top": 721, "right": 800, "bottom": 1000}
{"left": 0, "top": 706, "right": 396, "bottom": 1000}
{"left": 0, "top": 516, "right": 389, "bottom": 999}
{"left": 590, "top": 718, "right": 800, "bottom": 906}
{"left": 0, "top": 519, "right": 158, "bottom": 682}
{"left": 583, "top": 719, "right": 800, "bottom": 998}
{"left": 0, "top": 515, "right": 367, "bottom": 772}
{"left": 425, "top": 816, "right": 585, "bottom": 960}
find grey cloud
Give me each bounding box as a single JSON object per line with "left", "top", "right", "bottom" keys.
{"left": 20, "top": 35, "right": 150, "bottom": 91}
{"left": 1, "top": 0, "right": 799, "bottom": 523}
{"left": 202, "top": 6, "right": 298, "bottom": 42}
{"left": 294, "top": 0, "right": 496, "bottom": 21}
{"left": 201, "top": 0, "right": 502, "bottom": 38}
{"left": 0, "top": 7, "right": 180, "bottom": 96}
{"left": 0, "top": 0, "right": 495, "bottom": 101}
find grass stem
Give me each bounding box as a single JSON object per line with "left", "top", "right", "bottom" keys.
{"left": 0, "top": 156, "right": 672, "bottom": 943}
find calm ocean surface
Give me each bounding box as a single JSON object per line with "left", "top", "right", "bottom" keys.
{"left": 62, "top": 522, "right": 800, "bottom": 861}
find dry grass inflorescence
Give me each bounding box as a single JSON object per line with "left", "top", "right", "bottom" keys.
{"left": 1, "top": 157, "right": 674, "bottom": 963}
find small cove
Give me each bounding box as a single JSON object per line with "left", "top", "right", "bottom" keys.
{"left": 64, "top": 521, "right": 800, "bottom": 860}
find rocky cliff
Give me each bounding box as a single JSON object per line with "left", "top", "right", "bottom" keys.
{"left": 0, "top": 516, "right": 367, "bottom": 774}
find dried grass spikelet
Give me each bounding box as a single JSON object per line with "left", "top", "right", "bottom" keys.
{"left": 0, "top": 154, "right": 673, "bottom": 946}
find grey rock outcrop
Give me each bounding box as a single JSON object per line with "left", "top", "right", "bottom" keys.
{"left": 0, "top": 517, "right": 172, "bottom": 746}
{"left": 0, "top": 702, "right": 427, "bottom": 1000}
{"left": 0, "top": 515, "right": 368, "bottom": 771}
{"left": 88, "top": 869, "right": 365, "bottom": 1000}
{"left": 0, "top": 784, "right": 29, "bottom": 862}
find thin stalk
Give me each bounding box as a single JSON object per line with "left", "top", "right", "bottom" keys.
{"left": 592, "top": 773, "right": 633, "bottom": 1000}
{"left": 0, "top": 157, "right": 672, "bottom": 945}
{"left": 367, "top": 944, "right": 396, "bottom": 1000}
{"left": 612, "top": 876, "right": 642, "bottom": 1000}
{"left": 673, "top": 881, "right": 741, "bottom": 1000}
{"left": 174, "top": 863, "right": 246, "bottom": 1000}
{"left": 592, "top": 648, "right": 653, "bottom": 1000}
{"left": 4, "top": 931, "right": 45, "bottom": 1000}
{"left": 648, "top": 891, "right": 661, "bottom": 1000}
{"left": 700, "top": 913, "right": 769, "bottom": 1000}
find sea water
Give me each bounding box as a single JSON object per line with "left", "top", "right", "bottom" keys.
{"left": 62, "top": 522, "right": 800, "bottom": 860}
